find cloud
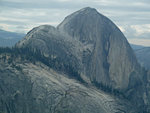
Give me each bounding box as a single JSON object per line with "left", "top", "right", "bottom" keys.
{"left": 127, "top": 38, "right": 150, "bottom": 46}
{"left": 0, "top": 0, "right": 85, "bottom": 9}
{"left": 0, "top": 7, "right": 72, "bottom": 33}
{"left": 131, "top": 24, "right": 150, "bottom": 35}
{"left": 0, "top": 0, "right": 150, "bottom": 46}
{"left": 117, "top": 24, "right": 150, "bottom": 39}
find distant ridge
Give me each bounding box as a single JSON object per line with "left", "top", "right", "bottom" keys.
{"left": 0, "top": 29, "right": 25, "bottom": 47}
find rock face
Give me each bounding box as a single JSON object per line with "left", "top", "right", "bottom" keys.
{"left": 17, "top": 7, "right": 142, "bottom": 91}
{"left": 16, "top": 25, "right": 83, "bottom": 73}
{"left": 58, "top": 7, "right": 143, "bottom": 90}
{"left": 0, "top": 60, "right": 137, "bottom": 113}
{"left": 0, "top": 7, "right": 145, "bottom": 112}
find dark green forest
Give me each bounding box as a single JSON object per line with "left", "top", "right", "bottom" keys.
{"left": 0, "top": 47, "right": 84, "bottom": 83}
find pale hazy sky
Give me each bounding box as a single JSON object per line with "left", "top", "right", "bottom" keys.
{"left": 0, "top": 0, "right": 150, "bottom": 46}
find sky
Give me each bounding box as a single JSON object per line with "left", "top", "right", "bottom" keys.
{"left": 0, "top": 0, "right": 150, "bottom": 46}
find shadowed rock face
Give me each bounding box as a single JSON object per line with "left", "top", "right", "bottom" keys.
{"left": 13, "top": 7, "right": 148, "bottom": 112}
{"left": 58, "top": 7, "right": 143, "bottom": 90}
{"left": 17, "top": 7, "right": 142, "bottom": 91}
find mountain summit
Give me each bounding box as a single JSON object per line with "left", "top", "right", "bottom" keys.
{"left": 57, "top": 7, "right": 143, "bottom": 91}
{"left": 58, "top": 7, "right": 107, "bottom": 43}
{"left": 14, "top": 7, "right": 147, "bottom": 112}
{"left": 18, "top": 7, "right": 142, "bottom": 90}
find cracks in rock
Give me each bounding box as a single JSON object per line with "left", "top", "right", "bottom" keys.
{"left": 52, "top": 86, "right": 90, "bottom": 113}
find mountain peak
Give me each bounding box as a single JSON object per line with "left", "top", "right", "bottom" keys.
{"left": 57, "top": 7, "right": 112, "bottom": 43}
{"left": 78, "top": 7, "right": 98, "bottom": 13}
{"left": 5, "top": 7, "right": 147, "bottom": 112}
{"left": 62, "top": 7, "right": 99, "bottom": 20}
{"left": 18, "top": 7, "right": 141, "bottom": 91}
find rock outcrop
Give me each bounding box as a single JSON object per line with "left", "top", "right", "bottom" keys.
{"left": 0, "top": 7, "right": 147, "bottom": 112}
{"left": 0, "top": 60, "right": 138, "bottom": 113}
{"left": 17, "top": 7, "right": 143, "bottom": 91}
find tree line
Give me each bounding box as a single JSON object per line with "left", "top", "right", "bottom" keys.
{"left": 0, "top": 47, "right": 84, "bottom": 83}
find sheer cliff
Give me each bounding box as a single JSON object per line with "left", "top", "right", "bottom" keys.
{"left": 0, "top": 7, "right": 148, "bottom": 113}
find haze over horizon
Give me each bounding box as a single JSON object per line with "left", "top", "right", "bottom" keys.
{"left": 0, "top": 0, "right": 150, "bottom": 46}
